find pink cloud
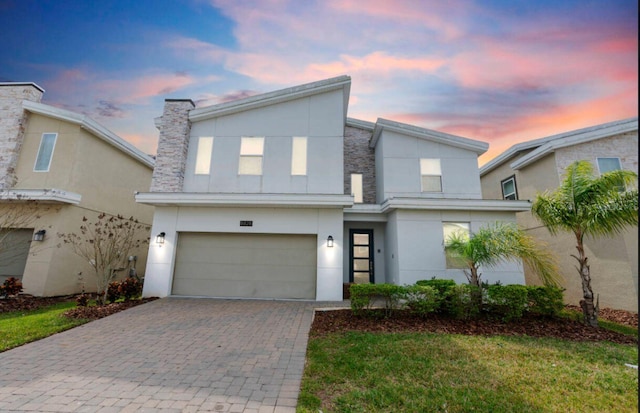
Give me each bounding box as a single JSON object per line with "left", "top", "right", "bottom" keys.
{"left": 96, "top": 72, "right": 197, "bottom": 104}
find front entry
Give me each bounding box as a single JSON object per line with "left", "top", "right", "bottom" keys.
{"left": 349, "top": 229, "right": 374, "bottom": 284}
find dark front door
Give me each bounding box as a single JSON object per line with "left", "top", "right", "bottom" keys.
{"left": 349, "top": 229, "right": 374, "bottom": 284}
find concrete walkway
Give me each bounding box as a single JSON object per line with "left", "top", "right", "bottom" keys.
{"left": 0, "top": 298, "right": 337, "bottom": 413}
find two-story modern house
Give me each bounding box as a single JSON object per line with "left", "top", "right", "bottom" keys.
{"left": 137, "top": 76, "right": 532, "bottom": 301}
{"left": 480, "top": 118, "right": 638, "bottom": 312}
{"left": 0, "top": 82, "right": 155, "bottom": 296}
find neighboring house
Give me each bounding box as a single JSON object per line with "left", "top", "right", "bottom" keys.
{"left": 480, "top": 118, "right": 638, "bottom": 312}
{"left": 137, "top": 76, "right": 531, "bottom": 301}
{"left": 0, "top": 82, "right": 155, "bottom": 296}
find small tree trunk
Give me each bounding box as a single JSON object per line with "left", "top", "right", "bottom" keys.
{"left": 575, "top": 236, "right": 598, "bottom": 327}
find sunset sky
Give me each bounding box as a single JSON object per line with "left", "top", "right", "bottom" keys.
{"left": 1, "top": 0, "right": 637, "bottom": 165}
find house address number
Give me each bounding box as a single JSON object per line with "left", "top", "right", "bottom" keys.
{"left": 240, "top": 220, "right": 253, "bottom": 227}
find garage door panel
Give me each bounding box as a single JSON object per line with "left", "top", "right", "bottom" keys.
{"left": 172, "top": 233, "right": 317, "bottom": 299}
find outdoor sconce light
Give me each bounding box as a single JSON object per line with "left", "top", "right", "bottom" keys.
{"left": 33, "top": 230, "right": 46, "bottom": 242}
{"left": 327, "top": 235, "right": 334, "bottom": 248}
{"left": 156, "top": 232, "right": 166, "bottom": 244}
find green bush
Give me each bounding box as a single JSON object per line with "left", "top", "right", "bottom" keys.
{"left": 350, "top": 284, "right": 404, "bottom": 317}
{"left": 403, "top": 285, "right": 440, "bottom": 317}
{"left": 526, "top": 286, "right": 564, "bottom": 317}
{"left": 416, "top": 278, "right": 456, "bottom": 295}
{"left": 485, "top": 284, "right": 528, "bottom": 321}
{"left": 447, "top": 284, "right": 481, "bottom": 319}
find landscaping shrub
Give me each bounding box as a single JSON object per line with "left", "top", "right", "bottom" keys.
{"left": 526, "top": 285, "right": 564, "bottom": 317}
{"left": 485, "top": 284, "right": 528, "bottom": 321}
{"left": 118, "top": 277, "right": 143, "bottom": 301}
{"left": 76, "top": 294, "right": 89, "bottom": 307}
{"left": 106, "top": 281, "right": 121, "bottom": 303}
{"left": 0, "top": 277, "right": 23, "bottom": 298}
{"left": 403, "top": 285, "right": 440, "bottom": 317}
{"left": 447, "top": 284, "right": 481, "bottom": 319}
{"left": 416, "top": 278, "right": 456, "bottom": 295}
{"left": 350, "top": 283, "right": 404, "bottom": 317}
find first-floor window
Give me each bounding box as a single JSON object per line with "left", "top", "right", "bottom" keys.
{"left": 238, "top": 137, "right": 264, "bottom": 175}
{"left": 194, "top": 137, "right": 213, "bottom": 175}
{"left": 420, "top": 158, "right": 442, "bottom": 192}
{"left": 34, "top": 133, "right": 57, "bottom": 172}
{"left": 443, "top": 222, "right": 470, "bottom": 269}
{"left": 351, "top": 174, "right": 363, "bottom": 203}
{"left": 596, "top": 157, "right": 622, "bottom": 174}
{"left": 501, "top": 175, "right": 518, "bottom": 200}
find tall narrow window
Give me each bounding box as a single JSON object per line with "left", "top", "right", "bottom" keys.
{"left": 501, "top": 175, "right": 518, "bottom": 200}
{"left": 443, "top": 222, "right": 470, "bottom": 269}
{"left": 194, "top": 137, "right": 213, "bottom": 175}
{"left": 420, "top": 158, "right": 442, "bottom": 192}
{"left": 291, "top": 137, "right": 307, "bottom": 175}
{"left": 351, "top": 174, "right": 363, "bottom": 203}
{"left": 596, "top": 157, "right": 621, "bottom": 174}
{"left": 238, "top": 137, "right": 264, "bottom": 175}
{"left": 34, "top": 133, "right": 57, "bottom": 172}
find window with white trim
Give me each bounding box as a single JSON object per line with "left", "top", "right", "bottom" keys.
{"left": 238, "top": 137, "right": 264, "bottom": 175}
{"left": 420, "top": 158, "right": 442, "bottom": 192}
{"left": 291, "top": 137, "right": 307, "bottom": 175}
{"left": 443, "top": 222, "right": 470, "bottom": 269}
{"left": 194, "top": 137, "right": 213, "bottom": 175}
{"left": 501, "top": 175, "right": 518, "bottom": 200}
{"left": 596, "top": 157, "right": 622, "bottom": 174}
{"left": 34, "top": 133, "right": 57, "bottom": 172}
{"left": 351, "top": 174, "right": 363, "bottom": 203}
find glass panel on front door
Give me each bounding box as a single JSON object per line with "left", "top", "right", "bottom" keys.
{"left": 350, "top": 229, "right": 374, "bottom": 284}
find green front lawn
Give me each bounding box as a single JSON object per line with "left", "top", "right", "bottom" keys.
{"left": 299, "top": 332, "right": 638, "bottom": 413}
{"left": 0, "top": 301, "right": 89, "bottom": 352}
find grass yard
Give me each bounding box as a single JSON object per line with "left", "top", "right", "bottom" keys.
{"left": 299, "top": 332, "right": 638, "bottom": 413}
{"left": 0, "top": 301, "right": 89, "bottom": 352}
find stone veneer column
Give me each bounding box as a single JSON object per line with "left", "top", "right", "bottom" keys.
{"left": 0, "top": 83, "right": 44, "bottom": 189}
{"left": 150, "top": 99, "right": 195, "bottom": 192}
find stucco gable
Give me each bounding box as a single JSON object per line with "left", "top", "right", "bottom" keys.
{"left": 22, "top": 100, "right": 155, "bottom": 169}
{"left": 189, "top": 76, "right": 351, "bottom": 122}
{"left": 370, "top": 118, "right": 488, "bottom": 155}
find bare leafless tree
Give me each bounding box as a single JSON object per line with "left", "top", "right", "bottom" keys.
{"left": 58, "top": 213, "right": 150, "bottom": 304}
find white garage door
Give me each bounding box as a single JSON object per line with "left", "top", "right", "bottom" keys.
{"left": 172, "top": 233, "right": 317, "bottom": 299}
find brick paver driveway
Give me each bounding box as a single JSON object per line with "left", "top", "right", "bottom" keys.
{"left": 0, "top": 298, "right": 333, "bottom": 413}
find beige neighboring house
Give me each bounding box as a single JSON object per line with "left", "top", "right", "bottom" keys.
{"left": 0, "top": 82, "right": 154, "bottom": 296}
{"left": 480, "top": 118, "right": 638, "bottom": 312}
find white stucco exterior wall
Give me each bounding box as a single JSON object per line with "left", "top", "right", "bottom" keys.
{"left": 142, "top": 206, "right": 344, "bottom": 301}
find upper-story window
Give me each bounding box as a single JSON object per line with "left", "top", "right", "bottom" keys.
{"left": 420, "top": 158, "right": 442, "bottom": 192}
{"left": 596, "top": 157, "right": 621, "bottom": 174}
{"left": 194, "top": 137, "right": 213, "bottom": 175}
{"left": 443, "top": 222, "right": 470, "bottom": 269}
{"left": 291, "top": 137, "right": 307, "bottom": 175}
{"left": 34, "top": 133, "right": 57, "bottom": 172}
{"left": 238, "top": 137, "right": 264, "bottom": 175}
{"left": 351, "top": 173, "right": 363, "bottom": 203}
{"left": 501, "top": 175, "right": 518, "bottom": 200}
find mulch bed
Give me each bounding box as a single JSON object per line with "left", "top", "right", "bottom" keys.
{"left": 2, "top": 295, "right": 637, "bottom": 345}
{"left": 311, "top": 309, "right": 638, "bottom": 345}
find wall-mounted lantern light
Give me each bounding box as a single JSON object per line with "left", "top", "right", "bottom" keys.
{"left": 156, "top": 232, "right": 166, "bottom": 244}
{"left": 327, "top": 235, "right": 334, "bottom": 248}
{"left": 33, "top": 230, "right": 46, "bottom": 242}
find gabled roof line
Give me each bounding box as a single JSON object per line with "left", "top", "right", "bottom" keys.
{"left": 510, "top": 117, "right": 638, "bottom": 170}
{"left": 480, "top": 117, "right": 638, "bottom": 176}
{"left": 346, "top": 118, "right": 375, "bottom": 131}
{"left": 0, "top": 82, "right": 45, "bottom": 93}
{"left": 189, "top": 75, "right": 352, "bottom": 122}
{"left": 22, "top": 100, "right": 155, "bottom": 168}
{"left": 370, "top": 118, "right": 489, "bottom": 155}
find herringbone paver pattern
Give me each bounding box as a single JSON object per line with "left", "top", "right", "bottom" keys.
{"left": 0, "top": 298, "right": 333, "bottom": 412}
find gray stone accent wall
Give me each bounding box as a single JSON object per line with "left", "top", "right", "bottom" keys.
{"left": 150, "top": 100, "right": 195, "bottom": 192}
{"left": 0, "top": 84, "right": 43, "bottom": 189}
{"left": 344, "top": 126, "right": 376, "bottom": 204}
{"left": 555, "top": 131, "right": 639, "bottom": 176}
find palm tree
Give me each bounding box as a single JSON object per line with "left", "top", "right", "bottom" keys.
{"left": 532, "top": 160, "right": 638, "bottom": 327}
{"left": 445, "top": 222, "right": 560, "bottom": 289}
